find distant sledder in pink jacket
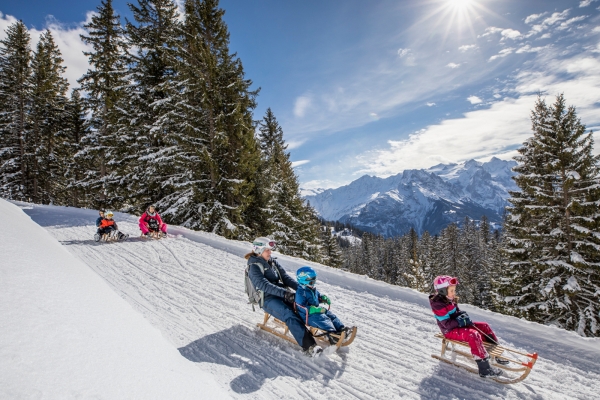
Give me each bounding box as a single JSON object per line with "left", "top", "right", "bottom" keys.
{"left": 139, "top": 205, "right": 167, "bottom": 238}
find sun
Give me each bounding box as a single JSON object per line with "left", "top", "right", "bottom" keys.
{"left": 447, "top": 0, "right": 475, "bottom": 9}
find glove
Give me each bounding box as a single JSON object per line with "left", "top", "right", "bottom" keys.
{"left": 456, "top": 313, "right": 473, "bottom": 328}
{"left": 284, "top": 291, "right": 295, "bottom": 304}
{"left": 319, "top": 295, "right": 331, "bottom": 305}
{"left": 309, "top": 305, "right": 326, "bottom": 315}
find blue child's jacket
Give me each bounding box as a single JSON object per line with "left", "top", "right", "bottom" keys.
{"left": 295, "top": 285, "right": 322, "bottom": 324}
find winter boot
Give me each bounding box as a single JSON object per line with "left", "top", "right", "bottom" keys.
{"left": 476, "top": 357, "right": 503, "bottom": 378}
{"left": 94, "top": 233, "right": 101, "bottom": 242}
{"left": 303, "top": 344, "right": 323, "bottom": 358}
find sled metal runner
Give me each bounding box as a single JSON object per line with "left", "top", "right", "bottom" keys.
{"left": 257, "top": 312, "right": 357, "bottom": 350}
{"left": 431, "top": 333, "right": 538, "bottom": 384}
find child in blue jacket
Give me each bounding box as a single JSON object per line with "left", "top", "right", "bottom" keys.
{"left": 295, "top": 266, "right": 346, "bottom": 334}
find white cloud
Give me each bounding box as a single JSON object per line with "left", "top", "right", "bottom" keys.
{"left": 291, "top": 160, "right": 310, "bottom": 168}
{"left": 516, "top": 45, "right": 549, "bottom": 54}
{"left": 557, "top": 16, "right": 588, "bottom": 31}
{"left": 397, "top": 48, "right": 411, "bottom": 57}
{"left": 539, "top": 33, "right": 552, "bottom": 39}
{"left": 293, "top": 96, "right": 312, "bottom": 118}
{"left": 446, "top": 63, "right": 460, "bottom": 68}
{"left": 467, "top": 96, "right": 482, "bottom": 104}
{"left": 426, "top": 102, "right": 436, "bottom": 107}
{"left": 458, "top": 44, "right": 477, "bottom": 52}
{"left": 489, "top": 48, "right": 515, "bottom": 61}
{"left": 481, "top": 27, "right": 503, "bottom": 37}
{"left": 542, "top": 10, "right": 571, "bottom": 26}
{"left": 359, "top": 53, "right": 600, "bottom": 176}
{"left": 0, "top": 12, "right": 92, "bottom": 89}
{"left": 579, "top": 0, "right": 595, "bottom": 7}
{"left": 593, "top": 26, "right": 600, "bottom": 33}
{"left": 525, "top": 13, "right": 547, "bottom": 24}
{"left": 501, "top": 29, "right": 522, "bottom": 40}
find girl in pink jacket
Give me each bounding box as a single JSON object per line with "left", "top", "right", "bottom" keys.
{"left": 139, "top": 205, "right": 168, "bottom": 237}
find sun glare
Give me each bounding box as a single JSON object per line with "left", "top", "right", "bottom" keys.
{"left": 447, "top": 0, "right": 474, "bottom": 10}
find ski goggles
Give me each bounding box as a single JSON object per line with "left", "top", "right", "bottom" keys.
{"left": 434, "top": 276, "right": 459, "bottom": 289}
{"left": 253, "top": 240, "right": 276, "bottom": 249}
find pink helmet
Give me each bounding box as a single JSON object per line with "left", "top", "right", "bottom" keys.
{"left": 433, "top": 275, "right": 459, "bottom": 291}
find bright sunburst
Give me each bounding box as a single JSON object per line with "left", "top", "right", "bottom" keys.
{"left": 447, "top": 0, "right": 475, "bottom": 10}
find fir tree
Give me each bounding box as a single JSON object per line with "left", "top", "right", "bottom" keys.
{"left": 123, "top": 0, "right": 181, "bottom": 210}
{"left": 62, "top": 90, "right": 89, "bottom": 207}
{"left": 77, "top": 0, "right": 129, "bottom": 209}
{"left": 0, "top": 21, "right": 32, "bottom": 200}
{"left": 501, "top": 94, "right": 600, "bottom": 336}
{"left": 161, "top": 0, "right": 260, "bottom": 238}
{"left": 28, "top": 30, "right": 69, "bottom": 204}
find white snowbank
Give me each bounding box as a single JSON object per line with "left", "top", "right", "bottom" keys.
{"left": 0, "top": 199, "right": 231, "bottom": 399}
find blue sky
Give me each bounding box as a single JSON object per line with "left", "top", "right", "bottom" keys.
{"left": 2, "top": 0, "right": 600, "bottom": 190}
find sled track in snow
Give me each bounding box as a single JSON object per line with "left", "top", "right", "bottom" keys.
{"left": 20, "top": 203, "right": 600, "bottom": 400}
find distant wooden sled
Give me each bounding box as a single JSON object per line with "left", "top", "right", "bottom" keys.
{"left": 432, "top": 333, "right": 538, "bottom": 384}
{"left": 101, "top": 233, "right": 119, "bottom": 242}
{"left": 257, "top": 312, "right": 357, "bottom": 351}
{"left": 141, "top": 231, "right": 164, "bottom": 239}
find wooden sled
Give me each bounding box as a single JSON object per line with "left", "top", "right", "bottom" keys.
{"left": 141, "top": 231, "right": 164, "bottom": 239}
{"left": 256, "top": 312, "right": 357, "bottom": 351}
{"left": 431, "top": 333, "right": 538, "bottom": 384}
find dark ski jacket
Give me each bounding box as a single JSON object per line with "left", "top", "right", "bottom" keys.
{"left": 96, "top": 216, "right": 104, "bottom": 227}
{"left": 429, "top": 293, "right": 461, "bottom": 334}
{"left": 247, "top": 255, "right": 298, "bottom": 301}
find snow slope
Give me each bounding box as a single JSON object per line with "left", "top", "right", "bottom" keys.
{"left": 0, "top": 199, "right": 231, "bottom": 399}
{"left": 9, "top": 201, "right": 600, "bottom": 399}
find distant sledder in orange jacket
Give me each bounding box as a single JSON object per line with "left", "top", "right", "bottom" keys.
{"left": 94, "top": 211, "right": 129, "bottom": 242}
{"left": 139, "top": 205, "right": 168, "bottom": 238}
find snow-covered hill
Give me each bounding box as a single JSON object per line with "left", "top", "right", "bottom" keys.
{"left": 303, "top": 158, "right": 517, "bottom": 236}
{"left": 4, "top": 200, "right": 600, "bottom": 399}
{"left": 0, "top": 199, "right": 229, "bottom": 399}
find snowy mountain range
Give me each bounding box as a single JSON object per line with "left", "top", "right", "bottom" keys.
{"left": 303, "top": 157, "right": 518, "bottom": 237}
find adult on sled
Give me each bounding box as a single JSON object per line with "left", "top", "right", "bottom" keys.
{"left": 295, "top": 266, "right": 351, "bottom": 342}
{"left": 429, "top": 275, "right": 506, "bottom": 378}
{"left": 94, "top": 211, "right": 128, "bottom": 241}
{"left": 246, "top": 237, "right": 322, "bottom": 357}
{"left": 139, "top": 205, "right": 167, "bottom": 238}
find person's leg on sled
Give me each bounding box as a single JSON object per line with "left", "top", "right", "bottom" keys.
{"left": 263, "top": 296, "right": 316, "bottom": 352}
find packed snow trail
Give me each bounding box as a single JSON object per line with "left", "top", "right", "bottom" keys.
{"left": 0, "top": 199, "right": 230, "bottom": 399}
{"left": 18, "top": 202, "right": 600, "bottom": 399}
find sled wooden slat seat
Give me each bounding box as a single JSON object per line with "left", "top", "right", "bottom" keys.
{"left": 257, "top": 312, "right": 357, "bottom": 351}
{"left": 432, "top": 333, "right": 538, "bottom": 384}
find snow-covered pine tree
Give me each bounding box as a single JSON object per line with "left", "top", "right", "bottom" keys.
{"left": 0, "top": 21, "right": 32, "bottom": 200}
{"left": 405, "top": 227, "right": 428, "bottom": 291}
{"left": 418, "top": 231, "right": 439, "bottom": 292}
{"left": 123, "top": 0, "right": 181, "bottom": 210}
{"left": 321, "top": 224, "right": 343, "bottom": 268}
{"left": 256, "top": 108, "right": 322, "bottom": 258}
{"left": 28, "top": 30, "right": 69, "bottom": 204}
{"left": 77, "top": 0, "right": 129, "bottom": 209}
{"left": 459, "top": 217, "right": 482, "bottom": 305}
{"left": 501, "top": 94, "right": 600, "bottom": 336}
{"left": 62, "top": 90, "right": 89, "bottom": 207}
{"left": 438, "top": 222, "right": 466, "bottom": 280}
{"left": 161, "top": 0, "right": 260, "bottom": 238}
